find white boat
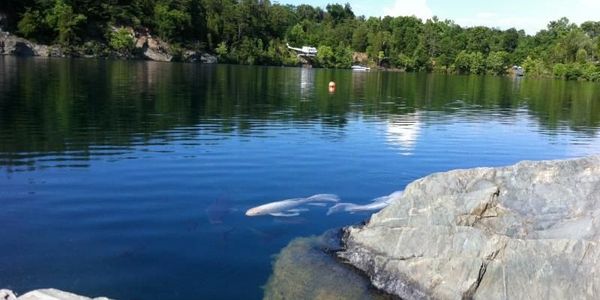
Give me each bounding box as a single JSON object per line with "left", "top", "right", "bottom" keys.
{"left": 352, "top": 65, "right": 371, "bottom": 71}
{"left": 286, "top": 43, "right": 317, "bottom": 57}
{"left": 513, "top": 65, "right": 524, "bottom": 76}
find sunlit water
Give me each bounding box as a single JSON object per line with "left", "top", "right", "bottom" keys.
{"left": 1, "top": 57, "right": 599, "bottom": 299}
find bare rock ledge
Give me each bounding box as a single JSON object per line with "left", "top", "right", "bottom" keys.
{"left": 0, "top": 289, "right": 110, "bottom": 300}
{"left": 338, "top": 156, "right": 600, "bottom": 300}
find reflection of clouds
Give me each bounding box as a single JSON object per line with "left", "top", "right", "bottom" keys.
{"left": 566, "top": 134, "right": 600, "bottom": 157}
{"left": 386, "top": 112, "right": 421, "bottom": 155}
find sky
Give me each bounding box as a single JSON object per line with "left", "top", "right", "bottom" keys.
{"left": 277, "top": 0, "right": 600, "bottom": 34}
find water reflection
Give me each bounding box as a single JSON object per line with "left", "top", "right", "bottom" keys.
{"left": 0, "top": 57, "right": 599, "bottom": 172}
{"left": 299, "top": 67, "right": 315, "bottom": 101}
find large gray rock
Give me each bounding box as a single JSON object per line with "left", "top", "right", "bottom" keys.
{"left": 0, "top": 34, "right": 63, "bottom": 57}
{"left": 135, "top": 36, "right": 172, "bottom": 62}
{"left": 1, "top": 35, "right": 36, "bottom": 56}
{"left": 339, "top": 156, "right": 600, "bottom": 300}
{"left": 1, "top": 289, "right": 17, "bottom": 300}
{"left": 0, "top": 289, "right": 110, "bottom": 300}
{"left": 183, "top": 51, "right": 218, "bottom": 64}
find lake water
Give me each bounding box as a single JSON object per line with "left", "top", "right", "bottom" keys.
{"left": 1, "top": 57, "right": 599, "bottom": 299}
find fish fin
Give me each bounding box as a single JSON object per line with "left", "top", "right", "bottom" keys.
{"left": 269, "top": 212, "right": 300, "bottom": 217}
{"left": 286, "top": 208, "right": 309, "bottom": 213}
{"left": 306, "top": 194, "right": 340, "bottom": 202}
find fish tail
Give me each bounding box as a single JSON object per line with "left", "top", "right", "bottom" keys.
{"left": 326, "top": 203, "right": 355, "bottom": 215}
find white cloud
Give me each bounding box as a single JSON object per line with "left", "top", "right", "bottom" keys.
{"left": 455, "top": 0, "right": 600, "bottom": 35}
{"left": 456, "top": 12, "right": 546, "bottom": 34}
{"left": 384, "top": 0, "right": 433, "bottom": 20}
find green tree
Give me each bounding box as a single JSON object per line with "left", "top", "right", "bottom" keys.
{"left": 316, "top": 45, "right": 335, "bottom": 68}
{"left": 17, "top": 9, "right": 44, "bottom": 39}
{"left": 45, "top": 0, "right": 87, "bottom": 46}
{"left": 486, "top": 51, "right": 508, "bottom": 75}
{"left": 469, "top": 52, "right": 486, "bottom": 74}
{"left": 522, "top": 56, "right": 546, "bottom": 77}
{"left": 109, "top": 27, "right": 135, "bottom": 55}
{"left": 454, "top": 50, "right": 471, "bottom": 74}
{"left": 576, "top": 48, "right": 588, "bottom": 63}
{"left": 154, "top": 2, "right": 191, "bottom": 41}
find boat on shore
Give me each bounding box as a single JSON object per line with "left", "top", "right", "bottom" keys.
{"left": 351, "top": 65, "right": 371, "bottom": 71}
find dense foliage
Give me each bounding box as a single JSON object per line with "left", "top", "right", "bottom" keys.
{"left": 2, "top": 0, "right": 600, "bottom": 80}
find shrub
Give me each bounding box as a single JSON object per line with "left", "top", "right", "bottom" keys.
{"left": 109, "top": 27, "right": 135, "bottom": 56}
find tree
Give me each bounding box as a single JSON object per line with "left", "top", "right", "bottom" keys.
{"left": 351, "top": 23, "right": 369, "bottom": 52}
{"left": 17, "top": 9, "right": 44, "bottom": 39}
{"left": 469, "top": 52, "right": 486, "bottom": 74}
{"left": 45, "top": 0, "right": 87, "bottom": 46}
{"left": 522, "top": 56, "right": 545, "bottom": 77}
{"left": 316, "top": 45, "right": 335, "bottom": 68}
{"left": 154, "top": 1, "right": 191, "bottom": 41}
{"left": 486, "top": 51, "right": 508, "bottom": 75}
{"left": 454, "top": 51, "right": 471, "bottom": 74}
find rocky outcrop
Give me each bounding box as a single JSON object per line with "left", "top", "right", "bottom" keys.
{"left": 1, "top": 34, "right": 38, "bottom": 56}
{"left": 0, "top": 33, "right": 65, "bottom": 57}
{"left": 339, "top": 156, "right": 600, "bottom": 300}
{"left": 135, "top": 35, "right": 172, "bottom": 62}
{"left": 0, "top": 289, "right": 110, "bottom": 300}
{"left": 0, "top": 32, "right": 216, "bottom": 63}
{"left": 264, "top": 230, "right": 395, "bottom": 300}
{"left": 183, "top": 50, "right": 217, "bottom": 64}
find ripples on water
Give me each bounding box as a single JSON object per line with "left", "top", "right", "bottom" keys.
{"left": 0, "top": 57, "right": 599, "bottom": 299}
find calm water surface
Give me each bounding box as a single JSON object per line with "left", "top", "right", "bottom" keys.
{"left": 1, "top": 57, "right": 599, "bottom": 299}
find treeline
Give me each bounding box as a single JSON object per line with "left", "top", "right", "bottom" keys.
{"left": 1, "top": 0, "right": 600, "bottom": 80}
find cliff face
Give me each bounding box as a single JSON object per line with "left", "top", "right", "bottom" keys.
{"left": 339, "top": 156, "right": 600, "bottom": 300}
{"left": 0, "top": 32, "right": 217, "bottom": 63}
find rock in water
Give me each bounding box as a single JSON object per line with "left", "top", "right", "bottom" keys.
{"left": 263, "top": 230, "right": 395, "bottom": 300}
{"left": 339, "top": 156, "right": 600, "bottom": 300}
{"left": 0, "top": 289, "right": 110, "bottom": 300}
{"left": 0, "top": 289, "right": 17, "bottom": 300}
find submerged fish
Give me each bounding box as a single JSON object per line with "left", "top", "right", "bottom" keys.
{"left": 245, "top": 194, "right": 340, "bottom": 217}
{"left": 206, "top": 196, "right": 234, "bottom": 224}
{"left": 327, "top": 191, "right": 403, "bottom": 215}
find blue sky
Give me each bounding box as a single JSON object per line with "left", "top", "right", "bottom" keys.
{"left": 276, "top": 0, "right": 600, "bottom": 34}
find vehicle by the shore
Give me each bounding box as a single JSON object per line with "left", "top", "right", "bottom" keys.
{"left": 513, "top": 65, "right": 524, "bottom": 76}
{"left": 351, "top": 65, "right": 371, "bottom": 71}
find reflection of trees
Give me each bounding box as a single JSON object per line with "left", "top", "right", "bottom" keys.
{"left": 1, "top": 57, "right": 599, "bottom": 170}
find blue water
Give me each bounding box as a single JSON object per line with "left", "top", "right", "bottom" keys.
{"left": 1, "top": 57, "right": 599, "bottom": 299}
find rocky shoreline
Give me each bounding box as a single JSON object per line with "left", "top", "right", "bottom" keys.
{"left": 0, "top": 31, "right": 217, "bottom": 64}
{"left": 337, "top": 156, "right": 600, "bottom": 299}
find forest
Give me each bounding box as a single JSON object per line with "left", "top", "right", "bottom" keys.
{"left": 1, "top": 0, "right": 600, "bottom": 81}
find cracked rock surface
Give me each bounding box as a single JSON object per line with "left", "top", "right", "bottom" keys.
{"left": 338, "top": 156, "right": 600, "bottom": 300}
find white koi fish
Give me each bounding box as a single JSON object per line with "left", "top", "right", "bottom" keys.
{"left": 245, "top": 194, "right": 340, "bottom": 217}
{"left": 327, "top": 191, "right": 403, "bottom": 215}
